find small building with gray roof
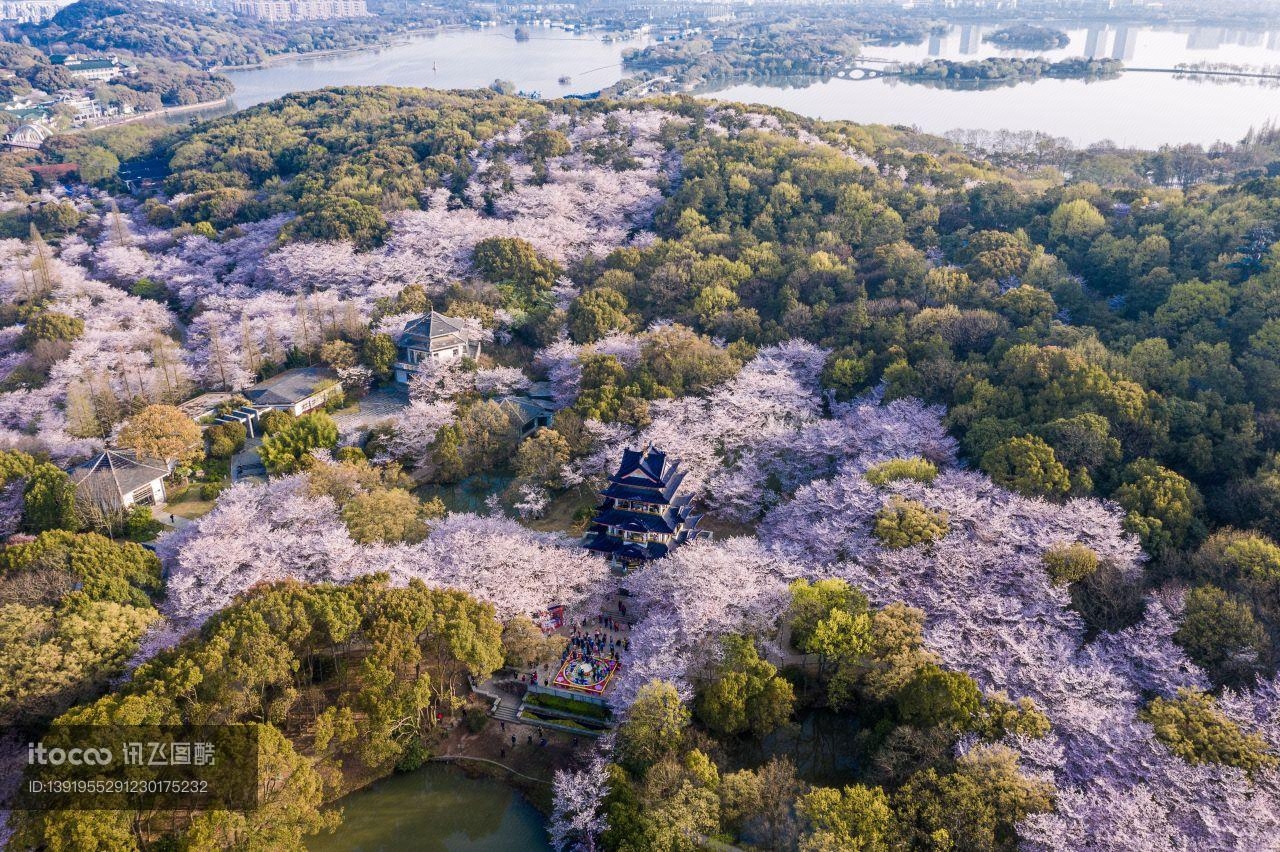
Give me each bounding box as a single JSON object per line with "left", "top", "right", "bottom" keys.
{"left": 70, "top": 449, "right": 172, "bottom": 510}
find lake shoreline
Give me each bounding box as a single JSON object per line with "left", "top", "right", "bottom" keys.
{"left": 210, "top": 24, "right": 463, "bottom": 73}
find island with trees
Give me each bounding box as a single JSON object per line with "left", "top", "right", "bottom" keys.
{"left": 983, "top": 24, "right": 1072, "bottom": 51}
{"left": 895, "top": 56, "right": 1124, "bottom": 87}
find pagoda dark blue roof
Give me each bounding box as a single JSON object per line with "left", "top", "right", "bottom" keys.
{"left": 613, "top": 446, "right": 679, "bottom": 485}
{"left": 582, "top": 532, "right": 672, "bottom": 561}
{"left": 591, "top": 505, "right": 691, "bottom": 535}
{"left": 600, "top": 469, "right": 687, "bottom": 503}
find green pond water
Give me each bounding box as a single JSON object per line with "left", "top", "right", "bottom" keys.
{"left": 416, "top": 471, "right": 516, "bottom": 515}
{"left": 307, "top": 764, "right": 551, "bottom": 852}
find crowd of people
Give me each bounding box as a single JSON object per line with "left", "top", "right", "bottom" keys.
{"left": 520, "top": 604, "right": 633, "bottom": 692}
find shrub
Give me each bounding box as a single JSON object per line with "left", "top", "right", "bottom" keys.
{"left": 464, "top": 708, "right": 489, "bottom": 733}
{"left": 122, "top": 505, "right": 160, "bottom": 541}
{"left": 872, "top": 497, "right": 949, "bottom": 549}
{"left": 205, "top": 421, "right": 246, "bottom": 460}
{"left": 1141, "top": 689, "right": 1277, "bottom": 774}
{"left": 260, "top": 409, "right": 295, "bottom": 435}
{"left": 1043, "top": 543, "right": 1100, "bottom": 584}
{"left": 395, "top": 739, "right": 429, "bottom": 773}
{"left": 865, "top": 457, "right": 939, "bottom": 487}
{"left": 334, "top": 446, "right": 366, "bottom": 464}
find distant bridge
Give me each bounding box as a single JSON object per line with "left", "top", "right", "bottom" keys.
{"left": 833, "top": 66, "right": 893, "bottom": 80}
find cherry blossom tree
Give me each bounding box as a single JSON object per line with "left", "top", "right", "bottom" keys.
{"left": 550, "top": 751, "right": 612, "bottom": 852}
{"left": 381, "top": 400, "right": 457, "bottom": 467}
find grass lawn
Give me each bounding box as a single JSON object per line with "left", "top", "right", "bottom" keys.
{"left": 700, "top": 514, "right": 759, "bottom": 539}
{"left": 523, "top": 485, "right": 596, "bottom": 534}
{"left": 523, "top": 691, "right": 612, "bottom": 721}
{"left": 165, "top": 484, "right": 218, "bottom": 520}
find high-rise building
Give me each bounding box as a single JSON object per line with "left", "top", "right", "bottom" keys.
{"left": 228, "top": 0, "right": 370, "bottom": 22}
{"left": 0, "top": 0, "right": 74, "bottom": 23}
{"left": 1111, "top": 25, "right": 1136, "bottom": 61}
{"left": 1084, "top": 27, "right": 1108, "bottom": 59}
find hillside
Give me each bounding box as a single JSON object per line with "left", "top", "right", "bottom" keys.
{"left": 0, "top": 87, "right": 1279, "bottom": 849}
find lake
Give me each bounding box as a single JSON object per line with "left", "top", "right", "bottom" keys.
{"left": 307, "top": 764, "right": 551, "bottom": 852}
{"left": 224, "top": 25, "right": 646, "bottom": 109}
{"left": 711, "top": 22, "right": 1280, "bottom": 149}
{"left": 221, "top": 21, "right": 1280, "bottom": 150}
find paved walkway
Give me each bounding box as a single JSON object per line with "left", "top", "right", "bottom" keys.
{"left": 151, "top": 505, "right": 193, "bottom": 530}
{"left": 231, "top": 438, "right": 266, "bottom": 484}
{"left": 430, "top": 755, "right": 549, "bottom": 785}
{"left": 332, "top": 386, "right": 409, "bottom": 435}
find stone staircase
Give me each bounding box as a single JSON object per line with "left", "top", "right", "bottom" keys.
{"left": 215, "top": 405, "right": 266, "bottom": 437}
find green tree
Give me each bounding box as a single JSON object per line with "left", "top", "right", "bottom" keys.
{"left": 361, "top": 332, "right": 397, "bottom": 380}
{"left": 514, "top": 427, "right": 571, "bottom": 488}
{"left": 1112, "top": 459, "right": 1204, "bottom": 557}
{"left": 0, "top": 449, "right": 36, "bottom": 485}
{"left": 787, "top": 578, "right": 868, "bottom": 653}
{"left": 523, "top": 128, "right": 571, "bottom": 159}
{"left": 258, "top": 412, "right": 339, "bottom": 475}
{"left": 568, "top": 287, "right": 632, "bottom": 343}
{"left": 1042, "top": 543, "right": 1100, "bottom": 584}
{"left": 892, "top": 744, "right": 1052, "bottom": 852}
{"left": 340, "top": 488, "right": 439, "bottom": 544}
{"left": 1153, "top": 279, "right": 1232, "bottom": 343}
{"left": 23, "top": 463, "right": 77, "bottom": 533}
{"left": 1174, "top": 585, "right": 1267, "bottom": 686}
{"left": 0, "top": 530, "right": 161, "bottom": 606}
{"left": 692, "top": 284, "right": 740, "bottom": 326}
{"left": 456, "top": 401, "right": 519, "bottom": 472}
{"left": 695, "top": 635, "right": 794, "bottom": 738}
{"left": 318, "top": 339, "right": 357, "bottom": 370}
{"left": 471, "top": 237, "right": 561, "bottom": 308}
{"left": 617, "top": 679, "right": 689, "bottom": 774}
{"left": 896, "top": 664, "right": 982, "bottom": 730}
{"left": 260, "top": 409, "right": 295, "bottom": 435}
{"left": 284, "top": 194, "right": 388, "bottom": 249}
{"left": 77, "top": 146, "right": 120, "bottom": 185}
{"left": 859, "top": 603, "right": 940, "bottom": 703}
{"left": 1048, "top": 198, "right": 1106, "bottom": 244}
{"left": 865, "top": 457, "right": 938, "bottom": 487}
{"left": 31, "top": 201, "right": 83, "bottom": 235}
{"left": 797, "top": 784, "right": 893, "bottom": 852}
{"left": 500, "top": 615, "right": 567, "bottom": 668}
{"left": 206, "top": 421, "right": 247, "bottom": 460}
{"left": 872, "top": 497, "right": 949, "bottom": 549}
{"left": 427, "top": 423, "right": 466, "bottom": 484}
{"left": 981, "top": 435, "right": 1071, "bottom": 499}
{"left": 18, "top": 312, "right": 83, "bottom": 350}
{"left": 1141, "top": 689, "right": 1277, "bottom": 773}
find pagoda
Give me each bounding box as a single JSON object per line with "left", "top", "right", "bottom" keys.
{"left": 582, "top": 443, "right": 709, "bottom": 572}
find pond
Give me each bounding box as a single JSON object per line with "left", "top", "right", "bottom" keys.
{"left": 416, "top": 471, "right": 515, "bottom": 515}
{"left": 726, "top": 708, "right": 870, "bottom": 788}
{"left": 307, "top": 764, "right": 551, "bottom": 852}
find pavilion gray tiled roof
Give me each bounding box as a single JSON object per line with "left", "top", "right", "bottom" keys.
{"left": 399, "top": 311, "right": 471, "bottom": 352}
{"left": 244, "top": 367, "right": 339, "bottom": 407}
{"left": 498, "top": 395, "right": 555, "bottom": 423}
{"left": 71, "top": 450, "right": 168, "bottom": 498}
